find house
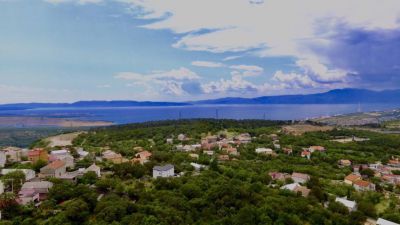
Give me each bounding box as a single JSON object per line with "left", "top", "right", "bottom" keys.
{"left": 2, "top": 169, "right": 36, "bottom": 181}
{"left": 166, "top": 138, "right": 174, "bottom": 144}
{"left": 18, "top": 181, "right": 53, "bottom": 205}
{"left": 282, "top": 147, "right": 293, "bottom": 155}
{"left": 281, "top": 183, "right": 311, "bottom": 197}
{"left": 132, "top": 151, "right": 152, "bottom": 164}
{"left": 40, "top": 160, "right": 66, "bottom": 178}
{"left": 177, "top": 134, "right": 188, "bottom": 141}
{"left": 335, "top": 197, "right": 357, "bottom": 211}
{"left": 102, "top": 150, "right": 127, "bottom": 164}
{"left": 1, "top": 147, "right": 23, "bottom": 162}
{"left": 189, "top": 153, "right": 199, "bottom": 159}
{"left": 376, "top": 218, "right": 400, "bottom": 225}
{"left": 255, "top": 148, "right": 274, "bottom": 155}
{"left": 50, "top": 151, "right": 75, "bottom": 169}
{"left": 309, "top": 146, "right": 326, "bottom": 153}
{"left": 190, "top": 163, "right": 207, "bottom": 171}
{"left": 0, "top": 151, "right": 6, "bottom": 167}
{"left": 301, "top": 150, "right": 311, "bottom": 159}
{"left": 224, "top": 147, "right": 239, "bottom": 156}
{"left": 84, "top": 163, "right": 101, "bottom": 177}
{"left": 218, "top": 154, "right": 230, "bottom": 161}
{"left": 273, "top": 143, "right": 281, "bottom": 150}
{"left": 382, "top": 174, "right": 400, "bottom": 185}
{"left": 339, "top": 159, "right": 352, "bottom": 167}
{"left": 50, "top": 149, "right": 69, "bottom": 157}
{"left": 269, "top": 134, "right": 279, "bottom": 141}
{"left": 28, "top": 148, "right": 48, "bottom": 163}
{"left": 344, "top": 174, "right": 362, "bottom": 185}
{"left": 388, "top": 159, "right": 400, "bottom": 168}
{"left": 203, "top": 150, "right": 214, "bottom": 156}
{"left": 59, "top": 171, "right": 81, "bottom": 182}
{"left": 153, "top": 164, "right": 174, "bottom": 178}
{"left": 269, "top": 172, "right": 291, "bottom": 181}
{"left": 353, "top": 180, "right": 375, "bottom": 191}
{"left": 234, "top": 133, "right": 252, "bottom": 144}
{"left": 291, "top": 172, "right": 310, "bottom": 184}
{"left": 77, "top": 148, "right": 89, "bottom": 159}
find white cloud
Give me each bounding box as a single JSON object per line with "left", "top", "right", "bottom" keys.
{"left": 115, "top": 67, "right": 200, "bottom": 96}
{"left": 295, "top": 59, "right": 351, "bottom": 83}
{"left": 202, "top": 75, "right": 258, "bottom": 94}
{"left": 191, "top": 61, "right": 225, "bottom": 68}
{"left": 121, "top": 0, "right": 400, "bottom": 86}
{"left": 230, "top": 64, "right": 264, "bottom": 77}
{"left": 272, "top": 71, "right": 315, "bottom": 88}
{"left": 223, "top": 55, "right": 242, "bottom": 61}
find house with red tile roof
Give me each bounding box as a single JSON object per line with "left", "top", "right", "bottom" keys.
{"left": 39, "top": 160, "right": 66, "bottom": 178}
{"left": 309, "top": 146, "right": 326, "bottom": 153}
{"left": 291, "top": 172, "right": 310, "bottom": 184}
{"left": 344, "top": 174, "right": 362, "bottom": 185}
{"left": 131, "top": 151, "right": 152, "bottom": 165}
{"left": 301, "top": 150, "right": 311, "bottom": 159}
{"left": 353, "top": 180, "right": 375, "bottom": 191}
{"left": 28, "top": 148, "right": 48, "bottom": 163}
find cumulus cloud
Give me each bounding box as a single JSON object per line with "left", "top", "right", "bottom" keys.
{"left": 202, "top": 75, "right": 258, "bottom": 94}
{"left": 272, "top": 71, "right": 316, "bottom": 88}
{"left": 295, "top": 59, "right": 351, "bottom": 83}
{"left": 115, "top": 67, "right": 201, "bottom": 96}
{"left": 121, "top": 0, "right": 400, "bottom": 88}
{"left": 41, "top": 0, "right": 400, "bottom": 95}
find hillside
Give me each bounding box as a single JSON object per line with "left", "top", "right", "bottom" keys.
{"left": 2, "top": 119, "right": 396, "bottom": 224}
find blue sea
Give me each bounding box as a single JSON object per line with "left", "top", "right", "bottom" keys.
{"left": 1, "top": 104, "right": 400, "bottom": 124}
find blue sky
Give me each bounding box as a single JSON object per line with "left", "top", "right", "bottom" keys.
{"left": 1, "top": 0, "right": 400, "bottom": 103}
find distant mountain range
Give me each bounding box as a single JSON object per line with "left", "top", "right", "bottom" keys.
{"left": 192, "top": 88, "right": 400, "bottom": 104}
{"left": 1, "top": 89, "right": 400, "bottom": 110}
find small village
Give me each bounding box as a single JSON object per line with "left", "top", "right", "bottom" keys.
{"left": 0, "top": 122, "right": 399, "bottom": 225}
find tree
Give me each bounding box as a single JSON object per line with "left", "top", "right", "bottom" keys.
{"left": 62, "top": 199, "right": 90, "bottom": 223}
{"left": 1, "top": 171, "right": 25, "bottom": 193}
{"left": 79, "top": 171, "right": 98, "bottom": 185}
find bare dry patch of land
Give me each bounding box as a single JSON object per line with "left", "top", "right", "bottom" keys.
{"left": 45, "top": 132, "right": 84, "bottom": 147}
{"left": 0, "top": 116, "right": 113, "bottom": 128}
{"left": 282, "top": 124, "right": 334, "bottom": 136}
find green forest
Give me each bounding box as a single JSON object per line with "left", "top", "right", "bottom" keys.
{"left": 1, "top": 119, "right": 400, "bottom": 225}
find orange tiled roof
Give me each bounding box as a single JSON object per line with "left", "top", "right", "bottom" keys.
{"left": 353, "top": 180, "right": 371, "bottom": 187}
{"left": 345, "top": 174, "right": 361, "bottom": 182}
{"left": 47, "top": 160, "right": 65, "bottom": 169}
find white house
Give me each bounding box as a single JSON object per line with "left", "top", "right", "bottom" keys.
{"left": 255, "top": 148, "right": 274, "bottom": 154}
{"left": 377, "top": 218, "right": 400, "bottom": 225}
{"left": 2, "top": 169, "right": 36, "bottom": 181}
{"left": 190, "top": 163, "right": 207, "bottom": 171}
{"left": 153, "top": 164, "right": 174, "bottom": 178}
{"left": 77, "top": 148, "right": 89, "bottom": 159}
{"left": 335, "top": 197, "right": 357, "bottom": 212}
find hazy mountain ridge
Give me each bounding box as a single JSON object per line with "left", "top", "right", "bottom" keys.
{"left": 1, "top": 89, "right": 400, "bottom": 110}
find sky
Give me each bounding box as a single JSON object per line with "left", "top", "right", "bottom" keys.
{"left": 1, "top": 0, "right": 400, "bottom": 103}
